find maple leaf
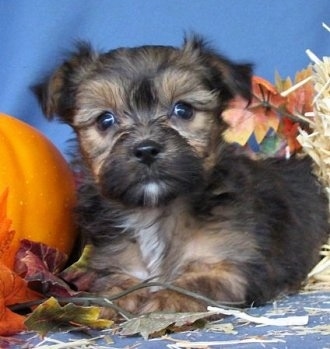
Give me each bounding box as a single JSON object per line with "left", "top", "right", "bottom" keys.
{"left": 14, "top": 239, "right": 77, "bottom": 298}
{"left": 275, "top": 67, "right": 313, "bottom": 116}
{"left": 222, "top": 96, "right": 254, "bottom": 146}
{"left": 249, "top": 76, "right": 284, "bottom": 143}
{"left": 223, "top": 76, "right": 284, "bottom": 146}
{"left": 0, "top": 189, "right": 15, "bottom": 265}
{"left": 0, "top": 190, "right": 42, "bottom": 336}
{"left": 274, "top": 70, "right": 293, "bottom": 92}
{"left": 0, "top": 263, "right": 41, "bottom": 336}
{"left": 25, "top": 296, "right": 113, "bottom": 336}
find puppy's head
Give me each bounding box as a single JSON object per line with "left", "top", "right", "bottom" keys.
{"left": 35, "top": 35, "right": 252, "bottom": 207}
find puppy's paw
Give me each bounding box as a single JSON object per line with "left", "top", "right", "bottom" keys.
{"left": 99, "top": 291, "right": 150, "bottom": 319}
{"left": 138, "top": 290, "right": 206, "bottom": 314}
{"left": 100, "top": 288, "right": 149, "bottom": 319}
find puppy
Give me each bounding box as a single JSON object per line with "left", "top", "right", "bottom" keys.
{"left": 35, "top": 36, "right": 329, "bottom": 315}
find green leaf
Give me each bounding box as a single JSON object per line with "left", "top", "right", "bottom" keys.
{"left": 25, "top": 297, "right": 113, "bottom": 336}
{"left": 120, "top": 311, "right": 216, "bottom": 339}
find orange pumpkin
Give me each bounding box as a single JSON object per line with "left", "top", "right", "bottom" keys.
{"left": 0, "top": 113, "right": 77, "bottom": 269}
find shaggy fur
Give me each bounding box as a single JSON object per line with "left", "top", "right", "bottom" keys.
{"left": 35, "top": 36, "right": 329, "bottom": 316}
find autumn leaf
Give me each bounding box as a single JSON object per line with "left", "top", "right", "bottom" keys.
{"left": 120, "top": 311, "right": 217, "bottom": 339}
{"left": 278, "top": 117, "right": 301, "bottom": 154}
{"left": 274, "top": 70, "right": 293, "bottom": 92}
{"left": 60, "top": 244, "right": 98, "bottom": 291}
{"left": 0, "top": 189, "right": 15, "bottom": 265}
{"left": 0, "top": 262, "right": 41, "bottom": 336}
{"left": 222, "top": 96, "right": 254, "bottom": 146}
{"left": 276, "top": 67, "right": 313, "bottom": 116}
{"left": 16, "top": 239, "right": 68, "bottom": 275}
{"left": 223, "top": 76, "right": 284, "bottom": 146}
{"left": 249, "top": 76, "right": 283, "bottom": 143}
{"left": 0, "top": 191, "right": 42, "bottom": 336}
{"left": 14, "top": 239, "right": 77, "bottom": 298}
{"left": 257, "top": 131, "right": 287, "bottom": 158}
{"left": 25, "top": 296, "right": 113, "bottom": 336}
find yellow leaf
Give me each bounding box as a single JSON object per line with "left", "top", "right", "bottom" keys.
{"left": 274, "top": 71, "right": 293, "bottom": 93}
{"left": 25, "top": 297, "right": 113, "bottom": 336}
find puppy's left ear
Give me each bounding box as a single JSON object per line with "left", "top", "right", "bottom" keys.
{"left": 183, "top": 36, "right": 253, "bottom": 103}
{"left": 33, "top": 42, "right": 98, "bottom": 123}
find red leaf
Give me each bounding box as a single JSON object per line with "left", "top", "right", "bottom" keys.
{"left": 14, "top": 240, "right": 78, "bottom": 297}
{"left": 278, "top": 117, "right": 301, "bottom": 153}
{"left": 15, "top": 239, "right": 67, "bottom": 275}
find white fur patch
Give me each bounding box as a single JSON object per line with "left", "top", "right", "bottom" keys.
{"left": 135, "top": 215, "right": 166, "bottom": 277}
{"left": 115, "top": 208, "right": 167, "bottom": 279}
{"left": 143, "top": 182, "right": 162, "bottom": 206}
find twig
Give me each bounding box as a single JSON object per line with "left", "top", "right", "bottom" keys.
{"left": 250, "top": 94, "right": 309, "bottom": 125}
{"left": 10, "top": 280, "right": 243, "bottom": 316}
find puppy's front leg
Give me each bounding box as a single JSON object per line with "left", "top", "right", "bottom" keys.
{"left": 139, "top": 261, "right": 248, "bottom": 313}
{"left": 90, "top": 273, "right": 151, "bottom": 318}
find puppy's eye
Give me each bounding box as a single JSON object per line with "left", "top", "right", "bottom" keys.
{"left": 96, "top": 111, "right": 117, "bottom": 131}
{"left": 172, "top": 102, "right": 194, "bottom": 120}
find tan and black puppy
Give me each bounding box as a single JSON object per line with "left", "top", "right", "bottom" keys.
{"left": 35, "top": 36, "right": 329, "bottom": 315}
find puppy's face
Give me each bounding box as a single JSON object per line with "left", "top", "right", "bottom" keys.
{"left": 36, "top": 37, "right": 252, "bottom": 207}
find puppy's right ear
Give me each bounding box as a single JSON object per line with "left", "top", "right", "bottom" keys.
{"left": 33, "top": 42, "right": 98, "bottom": 123}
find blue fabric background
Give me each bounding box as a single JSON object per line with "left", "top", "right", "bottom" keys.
{"left": 0, "top": 0, "right": 329, "bottom": 156}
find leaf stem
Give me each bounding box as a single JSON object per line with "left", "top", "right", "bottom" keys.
{"left": 251, "top": 94, "right": 309, "bottom": 125}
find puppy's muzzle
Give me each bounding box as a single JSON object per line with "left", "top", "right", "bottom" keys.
{"left": 133, "top": 140, "right": 163, "bottom": 166}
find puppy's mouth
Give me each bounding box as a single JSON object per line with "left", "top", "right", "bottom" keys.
{"left": 130, "top": 180, "right": 169, "bottom": 207}
{"left": 98, "top": 141, "right": 204, "bottom": 208}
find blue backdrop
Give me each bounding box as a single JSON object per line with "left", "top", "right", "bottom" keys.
{"left": 0, "top": 0, "right": 329, "bottom": 156}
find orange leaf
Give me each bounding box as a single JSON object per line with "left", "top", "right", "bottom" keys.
{"left": 252, "top": 108, "right": 280, "bottom": 143}
{"left": 252, "top": 76, "right": 286, "bottom": 111}
{"left": 0, "top": 189, "right": 16, "bottom": 264}
{"left": 0, "top": 263, "right": 42, "bottom": 336}
{"left": 274, "top": 68, "right": 313, "bottom": 116}
{"left": 0, "top": 191, "right": 42, "bottom": 335}
{"left": 249, "top": 77, "right": 284, "bottom": 143}
{"left": 253, "top": 76, "right": 278, "bottom": 95}
{"left": 222, "top": 96, "right": 255, "bottom": 145}
{"left": 287, "top": 67, "right": 313, "bottom": 115}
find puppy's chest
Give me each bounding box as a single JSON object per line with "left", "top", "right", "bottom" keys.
{"left": 116, "top": 205, "right": 193, "bottom": 280}
{"left": 133, "top": 223, "right": 168, "bottom": 278}
{"left": 121, "top": 208, "right": 243, "bottom": 281}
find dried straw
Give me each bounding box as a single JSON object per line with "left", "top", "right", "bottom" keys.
{"left": 292, "top": 47, "right": 330, "bottom": 290}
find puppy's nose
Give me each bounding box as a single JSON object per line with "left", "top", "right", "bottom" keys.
{"left": 133, "top": 140, "right": 162, "bottom": 165}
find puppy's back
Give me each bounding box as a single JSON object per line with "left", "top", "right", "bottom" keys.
{"left": 208, "top": 151, "right": 329, "bottom": 303}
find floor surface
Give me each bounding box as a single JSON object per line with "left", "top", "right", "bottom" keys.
{"left": 10, "top": 291, "right": 330, "bottom": 348}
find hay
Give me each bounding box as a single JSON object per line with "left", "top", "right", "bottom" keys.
{"left": 293, "top": 48, "right": 330, "bottom": 290}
